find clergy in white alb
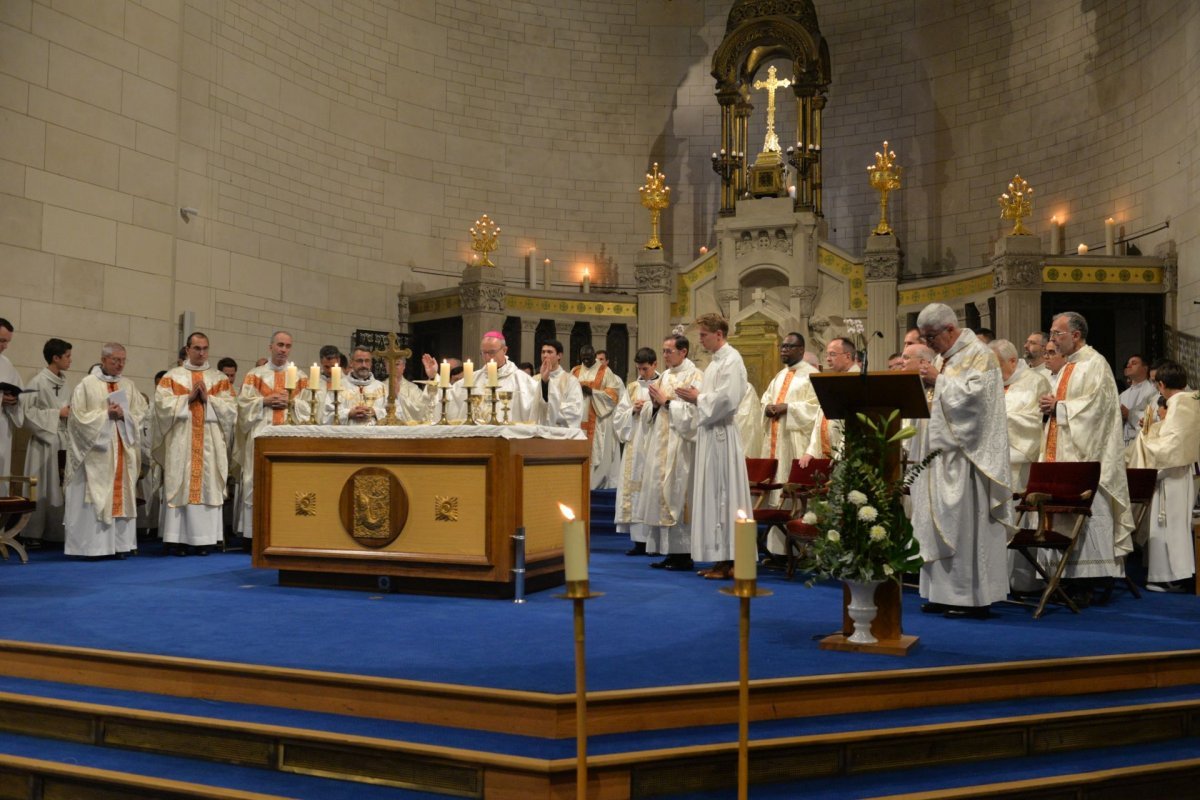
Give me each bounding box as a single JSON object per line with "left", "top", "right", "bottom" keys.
{"left": 19, "top": 338, "right": 73, "bottom": 544}
{"left": 0, "top": 319, "right": 25, "bottom": 477}
{"left": 421, "top": 333, "right": 543, "bottom": 424}
{"left": 64, "top": 343, "right": 147, "bottom": 557}
{"left": 679, "top": 314, "right": 752, "bottom": 577}
{"left": 137, "top": 371, "right": 166, "bottom": 533}
{"left": 1038, "top": 312, "right": 1134, "bottom": 581}
{"left": 990, "top": 340, "right": 1051, "bottom": 492}
{"left": 1127, "top": 360, "right": 1199, "bottom": 587}
{"left": 1023, "top": 332, "right": 1052, "bottom": 381}
{"left": 635, "top": 333, "right": 701, "bottom": 570}
{"left": 800, "top": 337, "right": 860, "bottom": 465}
{"left": 537, "top": 341, "right": 584, "bottom": 429}
{"left": 613, "top": 348, "right": 658, "bottom": 551}
{"left": 572, "top": 344, "right": 623, "bottom": 488}
{"left": 759, "top": 332, "right": 819, "bottom": 554}
{"left": 910, "top": 305, "right": 1012, "bottom": 615}
{"left": 1118, "top": 354, "right": 1158, "bottom": 447}
{"left": 329, "top": 347, "right": 387, "bottom": 424}
{"left": 155, "top": 333, "right": 238, "bottom": 553}
{"left": 391, "top": 360, "right": 432, "bottom": 424}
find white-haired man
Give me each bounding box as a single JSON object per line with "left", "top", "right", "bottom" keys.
{"left": 421, "top": 331, "right": 542, "bottom": 424}
{"left": 909, "top": 303, "right": 1012, "bottom": 618}
{"left": 1038, "top": 311, "right": 1134, "bottom": 599}
{"left": 989, "top": 339, "right": 1051, "bottom": 493}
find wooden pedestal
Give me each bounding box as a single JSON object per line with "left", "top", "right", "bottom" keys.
{"left": 819, "top": 579, "right": 919, "bottom": 656}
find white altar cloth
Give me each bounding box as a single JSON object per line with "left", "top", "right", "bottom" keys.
{"left": 257, "top": 424, "right": 586, "bottom": 441}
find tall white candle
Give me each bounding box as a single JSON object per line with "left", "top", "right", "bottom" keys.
{"left": 1105, "top": 217, "right": 1116, "bottom": 255}
{"left": 527, "top": 248, "right": 536, "bottom": 289}
{"left": 559, "top": 504, "right": 587, "bottom": 582}
{"left": 439, "top": 360, "right": 450, "bottom": 388}
{"left": 309, "top": 363, "right": 320, "bottom": 390}
{"left": 582, "top": 268, "right": 591, "bottom": 294}
{"left": 734, "top": 511, "right": 758, "bottom": 581}
{"left": 543, "top": 258, "right": 552, "bottom": 291}
{"left": 487, "top": 360, "right": 498, "bottom": 387}
{"left": 1049, "top": 216, "right": 1062, "bottom": 256}
{"left": 463, "top": 359, "right": 474, "bottom": 388}
{"left": 285, "top": 363, "right": 297, "bottom": 390}
{"left": 330, "top": 364, "right": 342, "bottom": 391}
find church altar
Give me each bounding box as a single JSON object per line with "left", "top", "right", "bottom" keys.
{"left": 251, "top": 425, "right": 590, "bottom": 597}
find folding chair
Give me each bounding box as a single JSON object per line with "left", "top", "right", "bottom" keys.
{"left": 746, "top": 457, "right": 780, "bottom": 553}
{"left": 0, "top": 476, "right": 38, "bottom": 564}
{"left": 782, "top": 458, "right": 833, "bottom": 579}
{"left": 1119, "top": 467, "right": 1157, "bottom": 599}
{"left": 1008, "top": 461, "right": 1101, "bottom": 618}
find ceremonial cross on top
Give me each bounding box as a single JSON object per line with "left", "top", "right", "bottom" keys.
{"left": 753, "top": 65, "right": 792, "bottom": 154}
{"left": 373, "top": 332, "right": 412, "bottom": 426}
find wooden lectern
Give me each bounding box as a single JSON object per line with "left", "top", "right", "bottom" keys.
{"left": 809, "top": 370, "right": 929, "bottom": 656}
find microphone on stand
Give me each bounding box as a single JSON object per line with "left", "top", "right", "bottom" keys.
{"left": 860, "top": 330, "right": 884, "bottom": 375}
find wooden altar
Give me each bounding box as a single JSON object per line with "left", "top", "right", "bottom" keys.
{"left": 251, "top": 427, "right": 590, "bottom": 597}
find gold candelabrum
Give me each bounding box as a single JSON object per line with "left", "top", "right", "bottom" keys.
{"left": 999, "top": 174, "right": 1034, "bottom": 235}
{"left": 638, "top": 163, "right": 671, "bottom": 250}
{"left": 371, "top": 332, "right": 413, "bottom": 426}
{"left": 867, "top": 141, "right": 902, "bottom": 236}
{"left": 469, "top": 214, "right": 501, "bottom": 267}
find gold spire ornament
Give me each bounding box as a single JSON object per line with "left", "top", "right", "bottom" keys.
{"left": 999, "top": 175, "right": 1034, "bottom": 235}
{"left": 638, "top": 163, "right": 671, "bottom": 250}
{"left": 469, "top": 214, "right": 501, "bottom": 267}
{"left": 867, "top": 141, "right": 902, "bottom": 236}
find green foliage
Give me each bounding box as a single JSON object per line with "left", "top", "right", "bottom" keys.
{"left": 800, "top": 411, "right": 939, "bottom": 586}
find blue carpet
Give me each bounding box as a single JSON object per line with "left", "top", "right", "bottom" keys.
{"left": 2, "top": 536, "right": 1199, "bottom": 693}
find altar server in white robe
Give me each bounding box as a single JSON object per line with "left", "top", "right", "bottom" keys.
{"left": 800, "top": 337, "right": 860, "bottom": 466}
{"left": 636, "top": 332, "right": 701, "bottom": 570}
{"left": 0, "top": 319, "right": 25, "bottom": 477}
{"left": 1128, "top": 360, "right": 1199, "bottom": 590}
{"left": 1119, "top": 354, "right": 1159, "bottom": 447}
{"left": 614, "top": 347, "right": 658, "bottom": 555}
{"left": 734, "top": 382, "right": 763, "bottom": 466}
{"left": 156, "top": 333, "right": 238, "bottom": 554}
{"left": 910, "top": 304, "right": 1012, "bottom": 618}
{"left": 20, "top": 338, "right": 73, "bottom": 545}
{"left": 328, "top": 347, "right": 387, "bottom": 424}
{"left": 677, "top": 314, "right": 752, "bottom": 579}
{"left": 760, "top": 332, "right": 819, "bottom": 555}
{"left": 236, "top": 331, "right": 309, "bottom": 538}
{"left": 572, "top": 344, "right": 623, "bottom": 487}
{"left": 64, "top": 343, "right": 146, "bottom": 558}
{"left": 1038, "top": 311, "right": 1134, "bottom": 585}
{"left": 538, "top": 340, "right": 584, "bottom": 429}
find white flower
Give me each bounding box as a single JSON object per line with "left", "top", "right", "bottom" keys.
{"left": 883, "top": 564, "right": 895, "bottom": 576}
{"left": 857, "top": 505, "right": 879, "bottom": 522}
{"left": 802, "top": 511, "right": 818, "bottom": 525}
{"left": 869, "top": 525, "right": 886, "bottom": 542}
{"left": 826, "top": 530, "right": 840, "bottom": 543}
{"left": 847, "top": 490, "right": 868, "bottom": 506}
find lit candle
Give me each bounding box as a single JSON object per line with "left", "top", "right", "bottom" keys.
{"left": 1105, "top": 217, "right": 1116, "bottom": 255}
{"left": 463, "top": 359, "right": 474, "bottom": 388}
{"left": 543, "top": 257, "right": 552, "bottom": 291}
{"left": 309, "top": 363, "right": 320, "bottom": 390}
{"left": 439, "top": 359, "right": 450, "bottom": 388}
{"left": 734, "top": 510, "right": 758, "bottom": 581}
{"left": 1077, "top": 243, "right": 1089, "bottom": 255}
{"left": 330, "top": 364, "right": 342, "bottom": 391}
{"left": 1049, "top": 216, "right": 1062, "bottom": 255}
{"left": 582, "top": 267, "right": 590, "bottom": 294}
{"left": 487, "top": 360, "right": 498, "bottom": 387}
{"left": 284, "top": 362, "right": 297, "bottom": 390}
{"left": 699, "top": 245, "right": 708, "bottom": 255}
{"left": 559, "top": 503, "right": 587, "bottom": 582}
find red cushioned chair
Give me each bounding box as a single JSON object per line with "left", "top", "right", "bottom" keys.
{"left": 0, "top": 476, "right": 37, "bottom": 564}
{"left": 1120, "top": 467, "right": 1159, "bottom": 599}
{"left": 782, "top": 458, "right": 833, "bottom": 579}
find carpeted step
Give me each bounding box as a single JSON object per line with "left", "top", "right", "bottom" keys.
{"left": 589, "top": 488, "right": 619, "bottom": 536}
{"left": 0, "top": 730, "right": 452, "bottom": 800}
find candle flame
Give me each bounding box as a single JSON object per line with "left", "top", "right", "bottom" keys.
{"left": 559, "top": 503, "right": 575, "bottom": 521}
{"left": 737, "top": 509, "right": 748, "bottom": 522}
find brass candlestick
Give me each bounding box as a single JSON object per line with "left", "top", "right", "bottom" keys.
{"left": 555, "top": 580, "right": 604, "bottom": 799}
{"left": 437, "top": 385, "right": 452, "bottom": 425}
{"left": 329, "top": 388, "right": 342, "bottom": 426}
{"left": 638, "top": 163, "right": 671, "bottom": 250}
{"left": 306, "top": 387, "right": 319, "bottom": 425}
{"left": 487, "top": 385, "right": 502, "bottom": 424}
{"left": 868, "top": 141, "right": 902, "bottom": 235}
{"left": 469, "top": 214, "right": 501, "bottom": 267}
{"left": 719, "top": 577, "right": 773, "bottom": 800}
{"left": 999, "top": 174, "right": 1034, "bottom": 235}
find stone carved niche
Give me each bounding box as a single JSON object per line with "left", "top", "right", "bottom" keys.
{"left": 735, "top": 228, "right": 794, "bottom": 258}
{"left": 992, "top": 257, "right": 1041, "bottom": 290}
{"left": 864, "top": 254, "right": 899, "bottom": 281}
{"left": 459, "top": 283, "right": 506, "bottom": 313}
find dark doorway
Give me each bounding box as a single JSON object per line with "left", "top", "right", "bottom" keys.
{"left": 410, "top": 318, "right": 461, "bottom": 381}
{"left": 605, "top": 324, "right": 629, "bottom": 381}
{"left": 1040, "top": 292, "right": 1165, "bottom": 379}
{"left": 571, "top": 322, "right": 591, "bottom": 366}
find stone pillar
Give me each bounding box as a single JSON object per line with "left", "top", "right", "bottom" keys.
{"left": 591, "top": 322, "right": 610, "bottom": 355}
{"left": 864, "top": 232, "right": 901, "bottom": 367}
{"left": 635, "top": 249, "right": 672, "bottom": 348}
{"left": 553, "top": 320, "right": 574, "bottom": 341}
{"left": 520, "top": 318, "right": 539, "bottom": 366}
{"left": 459, "top": 265, "right": 507, "bottom": 358}
{"left": 991, "top": 235, "right": 1044, "bottom": 346}
{"left": 791, "top": 285, "right": 818, "bottom": 343}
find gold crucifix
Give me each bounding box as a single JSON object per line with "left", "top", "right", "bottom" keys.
{"left": 372, "top": 332, "right": 413, "bottom": 426}
{"left": 753, "top": 65, "right": 791, "bottom": 154}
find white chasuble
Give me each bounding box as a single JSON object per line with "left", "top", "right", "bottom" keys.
{"left": 1003, "top": 362, "right": 1051, "bottom": 492}
{"left": 690, "top": 345, "right": 753, "bottom": 563}
{"left": 911, "top": 329, "right": 1012, "bottom": 607}
{"left": 634, "top": 359, "right": 701, "bottom": 554}
{"left": 236, "top": 364, "right": 309, "bottom": 537}
{"left": 64, "top": 374, "right": 146, "bottom": 556}
{"left": 1128, "top": 391, "right": 1200, "bottom": 583}
{"left": 573, "top": 361, "right": 623, "bottom": 488}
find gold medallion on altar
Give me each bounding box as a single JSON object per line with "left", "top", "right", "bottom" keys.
{"left": 338, "top": 467, "right": 409, "bottom": 548}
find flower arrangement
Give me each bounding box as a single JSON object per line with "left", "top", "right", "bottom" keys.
{"left": 800, "top": 410, "right": 938, "bottom": 584}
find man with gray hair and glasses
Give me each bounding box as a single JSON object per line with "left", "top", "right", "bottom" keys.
{"left": 1037, "top": 311, "right": 1134, "bottom": 604}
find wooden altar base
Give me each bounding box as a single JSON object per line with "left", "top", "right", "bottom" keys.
{"left": 278, "top": 566, "right": 566, "bottom": 598}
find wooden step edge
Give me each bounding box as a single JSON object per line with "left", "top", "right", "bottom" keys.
{"left": 0, "top": 752, "right": 292, "bottom": 800}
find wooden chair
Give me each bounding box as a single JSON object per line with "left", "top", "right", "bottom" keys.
{"left": 746, "top": 457, "right": 780, "bottom": 554}
{"left": 1008, "top": 461, "right": 1101, "bottom": 618}
{"left": 781, "top": 458, "right": 833, "bottom": 578}
{"left": 1121, "top": 467, "right": 1159, "bottom": 599}
{"left": 0, "top": 476, "right": 38, "bottom": 564}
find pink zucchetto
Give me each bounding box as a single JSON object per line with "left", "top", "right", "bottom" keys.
{"left": 482, "top": 331, "right": 506, "bottom": 343}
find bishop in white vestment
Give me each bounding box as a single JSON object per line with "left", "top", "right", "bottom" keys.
{"left": 155, "top": 334, "right": 238, "bottom": 552}
{"left": 64, "top": 343, "right": 146, "bottom": 558}
{"left": 1127, "top": 361, "right": 1199, "bottom": 588}
{"left": 573, "top": 345, "right": 623, "bottom": 488}
{"left": 20, "top": 338, "right": 73, "bottom": 543}
{"left": 910, "top": 305, "right": 1012, "bottom": 616}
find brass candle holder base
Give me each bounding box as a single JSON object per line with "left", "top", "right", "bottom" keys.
{"left": 437, "top": 385, "right": 451, "bottom": 425}
{"left": 554, "top": 579, "right": 605, "bottom": 601}
{"left": 719, "top": 579, "right": 774, "bottom": 599}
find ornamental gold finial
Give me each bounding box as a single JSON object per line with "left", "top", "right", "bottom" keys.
{"left": 469, "top": 214, "right": 501, "bottom": 267}
{"left": 867, "top": 141, "right": 902, "bottom": 235}
{"left": 638, "top": 163, "right": 671, "bottom": 250}
{"left": 999, "top": 174, "right": 1034, "bottom": 235}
